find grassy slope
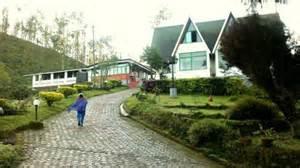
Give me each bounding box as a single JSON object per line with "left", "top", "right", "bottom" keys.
{"left": 0, "top": 33, "right": 84, "bottom": 77}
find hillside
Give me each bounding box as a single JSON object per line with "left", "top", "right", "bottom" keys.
{"left": 0, "top": 33, "right": 85, "bottom": 78}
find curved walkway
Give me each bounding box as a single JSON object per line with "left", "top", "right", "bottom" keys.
{"left": 20, "top": 89, "right": 222, "bottom": 168}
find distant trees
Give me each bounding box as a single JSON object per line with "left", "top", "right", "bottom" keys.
{"left": 0, "top": 7, "right": 116, "bottom": 67}
{"left": 151, "top": 7, "right": 171, "bottom": 28}
{"left": 241, "top": 0, "right": 288, "bottom": 14}
{"left": 0, "top": 7, "right": 9, "bottom": 33}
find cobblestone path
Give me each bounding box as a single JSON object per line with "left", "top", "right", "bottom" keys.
{"left": 20, "top": 89, "right": 222, "bottom": 168}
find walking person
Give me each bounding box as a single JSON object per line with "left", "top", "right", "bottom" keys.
{"left": 68, "top": 93, "right": 88, "bottom": 127}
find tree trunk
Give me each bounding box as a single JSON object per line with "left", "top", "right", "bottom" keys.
{"left": 269, "top": 87, "right": 299, "bottom": 137}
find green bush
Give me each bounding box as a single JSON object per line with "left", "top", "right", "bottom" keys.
{"left": 104, "top": 80, "right": 122, "bottom": 90}
{"left": 39, "top": 91, "right": 64, "bottom": 107}
{"left": 143, "top": 77, "right": 247, "bottom": 95}
{"left": 57, "top": 86, "right": 77, "bottom": 98}
{"left": 125, "top": 100, "right": 194, "bottom": 139}
{"left": 0, "top": 144, "right": 18, "bottom": 167}
{"left": 73, "top": 84, "right": 89, "bottom": 92}
{"left": 0, "top": 99, "right": 17, "bottom": 115}
{"left": 227, "top": 97, "right": 281, "bottom": 121}
{"left": 188, "top": 119, "right": 239, "bottom": 146}
{"left": 109, "top": 80, "right": 122, "bottom": 87}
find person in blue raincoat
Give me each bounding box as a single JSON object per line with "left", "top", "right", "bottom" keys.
{"left": 68, "top": 93, "right": 88, "bottom": 127}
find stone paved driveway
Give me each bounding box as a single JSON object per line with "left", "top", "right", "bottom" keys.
{"left": 20, "top": 89, "right": 222, "bottom": 168}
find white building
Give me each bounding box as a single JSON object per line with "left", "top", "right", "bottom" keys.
{"left": 151, "top": 13, "right": 257, "bottom": 79}
{"left": 25, "top": 59, "right": 155, "bottom": 89}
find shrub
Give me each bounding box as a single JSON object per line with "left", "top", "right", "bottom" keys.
{"left": 109, "top": 80, "right": 122, "bottom": 88}
{"left": 0, "top": 99, "right": 17, "bottom": 115}
{"left": 188, "top": 119, "right": 239, "bottom": 146}
{"left": 0, "top": 144, "right": 18, "bottom": 167}
{"left": 39, "top": 91, "right": 64, "bottom": 106}
{"left": 27, "top": 121, "right": 44, "bottom": 130}
{"left": 143, "top": 77, "right": 247, "bottom": 95}
{"left": 73, "top": 84, "right": 89, "bottom": 92}
{"left": 227, "top": 97, "right": 281, "bottom": 121}
{"left": 57, "top": 86, "right": 77, "bottom": 98}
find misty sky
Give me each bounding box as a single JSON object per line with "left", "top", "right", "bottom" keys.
{"left": 1, "top": 0, "right": 300, "bottom": 60}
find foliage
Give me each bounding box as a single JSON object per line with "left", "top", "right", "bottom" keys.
{"left": 27, "top": 121, "right": 44, "bottom": 130}
{"left": 9, "top": 77, "right": 32, "bottom": 100}
{"left": 220, "top": 14, "right": 300, "bottom": 122}
{"left": 73, "top": 84, "right": 89, "bottom": 92}
{"left": 0, "top": 63, "right": 11, "bottom": 98}
{"left": 141, "top": 46, "right": 163, "bottom": 71}
{"left": 57, "top": 86, "right": 77, "bottom": 98}
{"left": 0, "top": 99, "right": 17, "bottom": 115}
{"left": 143, "top": 77, "right": 248, "bottom": 95}
{"left": 227, "top": 97, "right": 282, "bottom": 121}
{"left": 188, "top": 119, "right": 239, "bottom": 146}
{"left": 103, "top": 80, "right": 122, "bottom": 90}
{"left": 39, "top": 91, "right": 64, "bottom": 106}
{"left": 0, "top": 144, "right": 18, "bottom": 168}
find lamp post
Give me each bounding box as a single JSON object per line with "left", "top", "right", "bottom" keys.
{"left": 33, "top": 97, "right": 40, "bottom": 121}
{"left": 169, "top": 57, "right": 178, "bottom": 97}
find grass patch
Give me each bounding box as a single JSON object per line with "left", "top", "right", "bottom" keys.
{"left": 156, "top": 94, "right": 239, "bottom": 107}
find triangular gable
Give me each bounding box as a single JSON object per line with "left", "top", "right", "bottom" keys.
{"left": 212, "top": 12, "right": 235, "bottom": 53}
{"left": 171, "top": 18, "right": 209, "bottom": 57}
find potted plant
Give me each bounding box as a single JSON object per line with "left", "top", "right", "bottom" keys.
{"left": 259, "top": 124, "right": 276, "bottom": 148}
{"left": 239, "top": 136, "right": 252, "bottom": 146}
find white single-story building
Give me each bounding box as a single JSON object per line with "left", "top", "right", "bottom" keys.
{"left": 25, "top": 58, "right": 155, "bottom": 89}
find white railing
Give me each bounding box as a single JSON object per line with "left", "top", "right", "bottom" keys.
{"left": 33, "top": 78, "right": 77, "bottom": 88}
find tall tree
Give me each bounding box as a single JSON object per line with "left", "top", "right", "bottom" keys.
{"left": 220, "top": 14, "right": 300, "bottom": 131}
{"left": 0, "top": 7, "right": 9, "bottom": 33}
{"left": 141, "top": 46, "right": 163, "bottom": 76}
{"left": 53, "top": 13, "right": 70, "bottom": 70}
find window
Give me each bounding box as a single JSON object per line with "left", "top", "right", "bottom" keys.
{"left": 179, "top": 51, "right": 207, "bottom": 71}
{"left": 184, "top": 31, "right": 198, "bottom": 43}
{"left": 35, "top": 75, "right": 39, "bottom": 81}
{"left": 54, "top": 72, "right": 65, "bottom": 79}
{"left": 218, "top": 51, "right": 228, "bottom": 69}
{"left": 67, "top": 71, "right": 78, "bottom": 78}
{"left": 41, "top": 74, "right": 51, "bottom": 80}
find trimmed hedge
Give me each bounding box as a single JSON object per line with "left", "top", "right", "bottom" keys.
{"left": 39, "top": 91, "right": 64, "bottom": 107}
{"left": 227, "top": 97, "right": 282, "bottom": 121}
{"left": 57, "top": 86, "right": 77, "bottom": 98}
{"left": 143, "top": 77, "right": 247, "bottom": 95}
{"left": 188, "top": 119, "right": 239, "bottom": 146}
{"left": 0, "top": 99, "right": 17, "bottom": 115}
{"left": 104, "top": 80, "right": 122, "bottom": 90}
{"left": 73, "top": 84, "right": 89, "bottom": 92}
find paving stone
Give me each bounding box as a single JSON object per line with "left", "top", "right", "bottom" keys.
{"left": 19, "top": 90, "right": 222, "bottom": 168}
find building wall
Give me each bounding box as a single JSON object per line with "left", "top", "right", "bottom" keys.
{"left": 173, "top": 42, "right": 211, "bottom": 79}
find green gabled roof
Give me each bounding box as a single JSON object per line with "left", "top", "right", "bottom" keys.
{"left": 151, "top": 19, "right": 225, "bottom": 61}
{"left": 151, "top": 24, "right": 184, "bottom": 62}
{"left": 196, "top": 19, "right": 225, "bottom": 51}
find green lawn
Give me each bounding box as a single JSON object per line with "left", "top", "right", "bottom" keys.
{"left": 156, "top": 94, "right": 238, "bottom": 107}
{"left": 0, "top": 87, "right": 127, "bottom": 136}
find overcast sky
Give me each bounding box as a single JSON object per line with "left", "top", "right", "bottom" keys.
{"left": 1, "top": 0, "right": 300, "bottom": 60}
